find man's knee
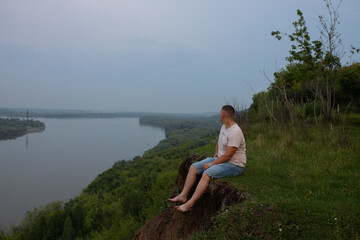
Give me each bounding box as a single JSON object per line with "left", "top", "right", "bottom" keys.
{"left": 202, "top": 172, "right": 211, "bottom": 181}
{"left": 190, "top": 165, "right": 199, "bottom": 175}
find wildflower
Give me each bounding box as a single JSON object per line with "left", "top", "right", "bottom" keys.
{"left": 279, "top": 228, "right": 282, "bottom": 232}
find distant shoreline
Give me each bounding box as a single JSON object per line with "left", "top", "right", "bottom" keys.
{"left": 0, "top": 119, "right": 45, "bottom": 141}
{"left": 26, "top": 126, "right": 46, "bottom": 134}
{"left": 0, "top": 108, "right": 213, "bottom": 119}
{"left": 0, "top": 126, "right": 45, "bottom": 141}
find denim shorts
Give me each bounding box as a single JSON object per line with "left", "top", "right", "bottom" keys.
{"left": 192, "top": 157, "right": 243, "bottom": 179}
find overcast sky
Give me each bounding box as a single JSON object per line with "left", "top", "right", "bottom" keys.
{"left": 1, "top": 0, "right": 359, "bottom": 114}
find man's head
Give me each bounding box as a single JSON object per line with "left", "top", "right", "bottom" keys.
{"left": 220, "top": 105, "right": 235, "bottom": 122}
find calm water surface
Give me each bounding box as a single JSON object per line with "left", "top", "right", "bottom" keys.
{"left": 0, "top": 118, "right": 165, "bottom": 227}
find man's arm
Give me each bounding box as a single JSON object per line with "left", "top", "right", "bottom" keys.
{"left": 214, "top": 143, "right": 218, "bottom": 157}
{"left": 203, "top": 146, "right": 237, "bottom": 170}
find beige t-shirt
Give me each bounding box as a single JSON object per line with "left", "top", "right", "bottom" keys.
{"left": 218, "top": 123, "right": 246, "bottom": 168}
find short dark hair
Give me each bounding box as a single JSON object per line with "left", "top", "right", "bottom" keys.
{"left": 221, "top": 105, "right": 235, "bottom": 117}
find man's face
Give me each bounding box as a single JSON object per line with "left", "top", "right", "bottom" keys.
{"left": 219, "top": 110, "right": 225, "bottom": 122}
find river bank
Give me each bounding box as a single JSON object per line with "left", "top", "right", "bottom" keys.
{"left": 25, "top": 126, "right": 45, "bottom": 134}
{"left": 0, "top": 118, "right": 45, "bottom": 141}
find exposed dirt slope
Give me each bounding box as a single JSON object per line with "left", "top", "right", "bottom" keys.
{"left": 133, "top": 155, "right": 245, "bottom": 240}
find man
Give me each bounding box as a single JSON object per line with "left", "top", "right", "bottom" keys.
{"left": 169, "top": 105, "right": 246, "bottom": 212}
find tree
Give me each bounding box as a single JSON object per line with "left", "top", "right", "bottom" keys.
{"left": 62, "top": 217, "right": 73, "bottom": 240}
{"left": 271, "top": 0, "right": 344, "bottom": 122}
{"left": 0, "top": 229, "right": 7, "bottom": 240}
{"left": 318, "top": 0, "right": 343, "bottom": 120}
{"left": 271, "top": 9, "right": 323, "bottom": 123}
{"left": 271, "top": 10, "right": 323, "bottom": 67}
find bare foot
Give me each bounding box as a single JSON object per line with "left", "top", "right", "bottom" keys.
{"left": 175, "top": 203, "right": 192, "bottom": 213}
{"left": 168, "top": 194, "right": 187, "bottom": 203}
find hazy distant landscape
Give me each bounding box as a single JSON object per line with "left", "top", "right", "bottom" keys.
{"left": 0, "top": 108, "right": 212, "bottom": 119}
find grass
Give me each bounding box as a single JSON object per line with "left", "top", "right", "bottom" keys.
{"left": 189, "top": 117, "right": 360, "bottom": 239}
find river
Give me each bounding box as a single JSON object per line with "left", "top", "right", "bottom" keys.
{"left": 0, "top": 117, "right": 165, "bottom": 227}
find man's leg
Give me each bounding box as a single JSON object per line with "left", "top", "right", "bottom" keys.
{"left": 168, "top": 165, "right": 199, "bottom": 203}
{"left": 175, "top": 162, "right": 243, "bottom": 212}
{"left": 175, "top": 172, "right": 210, "bottom": 212}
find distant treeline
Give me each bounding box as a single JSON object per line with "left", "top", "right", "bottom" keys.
{"left": 140, "top": 115, "right": 220, "bottom": 134}
{"left": 0, "top": 109, "right": 212, "bottom": 119}
{"left": 0, "top": 118, "right": 45, "bottom": 140}
{"left": 140, "top": 115, "right": 221, "bottom": 154}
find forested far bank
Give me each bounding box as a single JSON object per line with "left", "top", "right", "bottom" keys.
{"left": 0, "top": 108, "right": 209, "bottom": 119}
{"left": 0, "top": 118, "right": 45, "bottom": 141}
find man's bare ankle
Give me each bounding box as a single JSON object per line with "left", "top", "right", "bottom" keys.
{"left": 175, "top": 203, "right": 192, "bottom": 212}
{"left": 168, "top": 194, "right": 187, "bottom": 203}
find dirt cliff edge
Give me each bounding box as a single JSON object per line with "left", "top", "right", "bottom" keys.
{"left": 133, "top": 155, "right": 245, "bottom": 240}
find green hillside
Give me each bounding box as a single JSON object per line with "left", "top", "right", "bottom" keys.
{"left": 189, "top": 116, "right": 360, "bottom": 239}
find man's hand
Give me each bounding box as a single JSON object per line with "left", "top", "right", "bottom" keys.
{"left": 202, "top": 163, "right": 209, "bottom": 171}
